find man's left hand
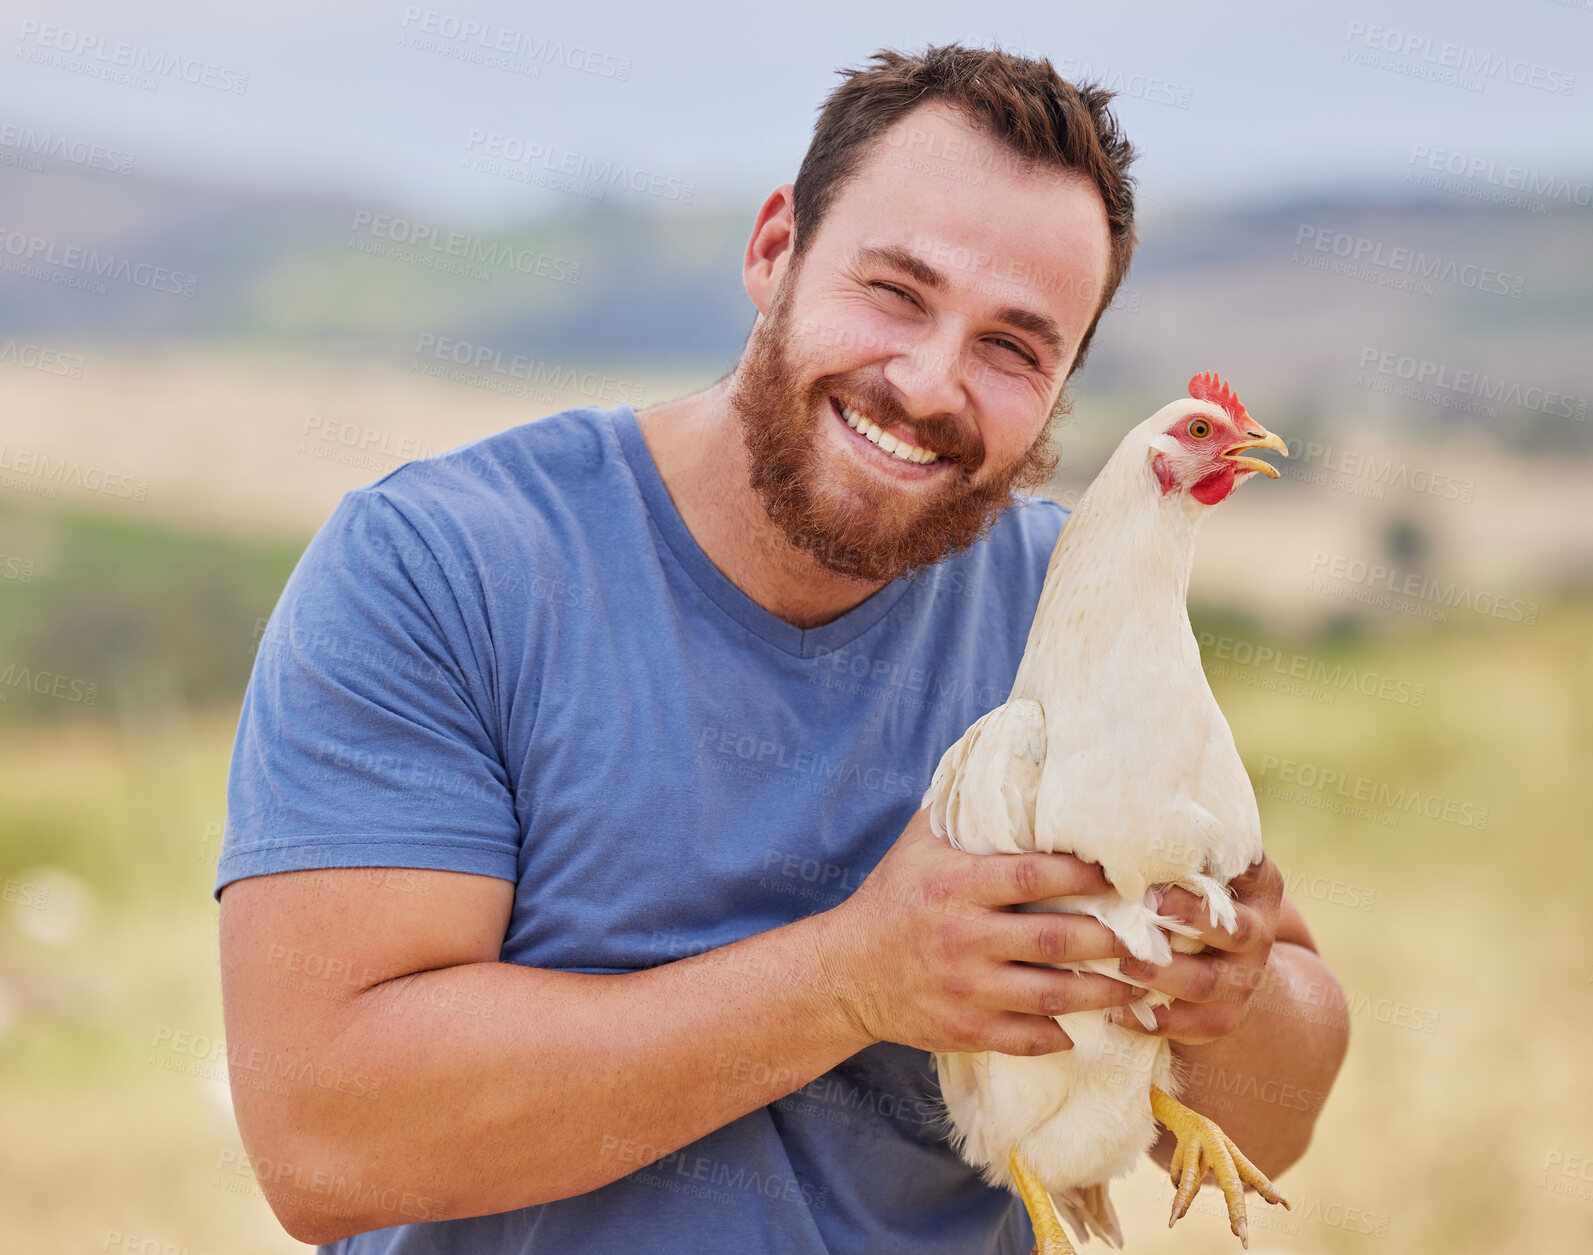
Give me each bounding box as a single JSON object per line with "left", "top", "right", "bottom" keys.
{"left": 1111, "top": 855, "right": 1286, "bottom": 1046}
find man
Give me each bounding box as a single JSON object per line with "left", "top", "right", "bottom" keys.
{"left": 217, "top": 44, "right": 1348, "bottom": 1253}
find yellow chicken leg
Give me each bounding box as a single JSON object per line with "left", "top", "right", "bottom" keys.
{"left": 1007, "top": 1148, "right": 1076, "bottom": 1255}
{"left": 1149, "top": 1085, "right": 1289, "bottom": 1249}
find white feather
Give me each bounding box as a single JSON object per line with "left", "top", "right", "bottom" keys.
{"left": 919, "top": 399, "right": 1270, "bottom": 1244}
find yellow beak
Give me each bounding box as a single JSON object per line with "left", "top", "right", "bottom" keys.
{"left": 1222, "top": 427, "right": 1288, "bottom": 478}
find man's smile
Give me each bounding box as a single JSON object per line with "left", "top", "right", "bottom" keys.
{"left": 828, "top": 395, "right": 950, "bottom": 479}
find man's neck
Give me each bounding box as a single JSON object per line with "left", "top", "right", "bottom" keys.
{"left": 634, "top": 377, "right": 890, "bottom": 630}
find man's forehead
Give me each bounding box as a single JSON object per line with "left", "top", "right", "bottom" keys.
{"left": 820, "top": 128, "right": 1111, "bottom": 328}
{"left": 873, "top": 98, "right": 1018, "bottom": 168}
{"left": 856, "top": 99, "right": 1091, "bottom": 199}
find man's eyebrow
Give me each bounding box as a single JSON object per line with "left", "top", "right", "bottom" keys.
{"left": 852, "top": 243, "right": 1066, "bottom": 359}
{"left": 853, "top": 244, "right": 947, "bottom": 291}
{"left": 990, "top": 303, "right": 1065, "bottom": 358}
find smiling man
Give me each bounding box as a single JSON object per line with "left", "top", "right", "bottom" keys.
{"left": 217, "top": 43, "right": 1346, "bottom": 1254}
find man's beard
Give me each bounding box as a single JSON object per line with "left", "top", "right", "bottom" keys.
{"left": 728, "top": 267, "right": 1067, "bottom": 584}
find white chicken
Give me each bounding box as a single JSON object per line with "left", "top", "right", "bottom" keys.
{"left": 921, "top": 373, "right": 1291, "bottom": 1254}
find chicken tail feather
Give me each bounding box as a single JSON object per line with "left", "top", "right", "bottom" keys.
{"left": 1056, "top": 1182, "right": 1124, "bottom": 1248}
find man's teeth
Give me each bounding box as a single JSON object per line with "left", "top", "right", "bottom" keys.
{"left": 837, "top": 400, "right": 941, "bottom": 464}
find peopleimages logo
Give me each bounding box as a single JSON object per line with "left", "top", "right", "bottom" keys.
{"left": 1294, "top": 225, "right": 1525, "bottom": 299}
{"left": 1407, "top": 143, "right": 1592, "bottom": 211}
{"left": 1341, "top": 20, "right": 1576, "bottom": 96}
{"left": 14, "top": 21, "right": 250, "bottom": 94}
{"left": 695, "top": 724, "right": 922, "bottom": 800}
{"left": 1280, "top": 437, "right": 1476, "bottom": 504}
{"left": 398, "top": 8, "right": 632, "bottom": 80}
{"left": 0, "top": 227, "right": 198, "bottom": 296}
{"left": 1357, "top": 346, "right": 1589, "bottom": 421}
{"left": 347, "top": 210, "right": 581, "bottom": 285}
{"left": 1198, "top": 631, "right": 1426, "bottom": 707}
{"left": 0, "top": 445, "right": 149, "bottom": 502}
{"left": 463, "top": 130, "right": 694, "bottom": 203}
{"left": 0, "top": 339, "right": 86, "bottom": 379}
{"left": 1258, "top": 754, "right": 1489, "bottom": 830}
{"left": 0, "top": 122, "right": 135, "bottom": 175}
{"left": 1307, "top": 551, "right": 1539, "bottom": 625}
{"left": 0, "top": 661, "right": 99, "bottom": 705}
{"left": 410, "top": 333, "right": 649, "bottom": 406}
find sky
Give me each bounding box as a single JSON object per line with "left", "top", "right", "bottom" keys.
{"left": 1, "top": 0, "right": 1589, "bottom": 224}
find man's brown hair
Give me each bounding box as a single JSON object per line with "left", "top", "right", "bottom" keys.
{"left": 790, "top": 42, "right": 1138, "bottom": 377}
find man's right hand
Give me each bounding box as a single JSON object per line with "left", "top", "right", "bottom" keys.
{"left": 817, "top": 807, "right": 1142, "bottom": 1057}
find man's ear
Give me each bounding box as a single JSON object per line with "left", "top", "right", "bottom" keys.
{"left": 744, "top": 183, "right": 796, "bottom": 316}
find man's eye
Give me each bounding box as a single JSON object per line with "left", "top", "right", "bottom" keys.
{"left": 871, "top": 282, "right": 913, "bottom": 301}
{"left": 991, "top": 337, "right": 1035, "bottom": 364}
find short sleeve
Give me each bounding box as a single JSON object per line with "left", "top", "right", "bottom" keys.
{"left": 215, "top": 489, "right": 521, "bottom": 898}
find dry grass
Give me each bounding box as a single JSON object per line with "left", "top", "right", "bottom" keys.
{"left": 0, "top": 343, "right": 714, "bottom": 543}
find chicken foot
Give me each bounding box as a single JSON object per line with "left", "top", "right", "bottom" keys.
{"left": 1149, "top": 1084, "right": 1289, "bottom": 1249}
{"left": 1007, "top": 1148, "right": 1077, "bottom": 1255}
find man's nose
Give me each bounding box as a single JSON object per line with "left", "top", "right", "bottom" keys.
{"left": 882, "top": 321, "right": 969, "bottom": 421}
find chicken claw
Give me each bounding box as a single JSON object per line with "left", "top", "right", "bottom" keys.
{"left": 1149, "top": 1085, "right": 1289, "bottom": 1249}
{"left": 1007, "top": 1149, "right": 1077, "bottom": 1255}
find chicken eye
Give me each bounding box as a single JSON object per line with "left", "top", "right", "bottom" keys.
{"left": 1188, "top": 418, "right": 1212, "bottom": 440}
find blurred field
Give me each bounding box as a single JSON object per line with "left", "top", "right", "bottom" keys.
{"left": 2, "top": 309, "right": 1589, "bottom": 1255}
{"left": 6, "top": 346, "right": 1591, "bottom": 638}
{"left": 0, "top": 345, "right": 716, "bottom": 543}
{"left": 2, "top": 489, "right": 1590, "bottom": 1250}
{"left": 4, "top": 7, "right": 1590, "bottom": 1250}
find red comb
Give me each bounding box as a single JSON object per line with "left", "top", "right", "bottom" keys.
{"left": 1188, "top": 372, "right": 1249, "bottom": 427}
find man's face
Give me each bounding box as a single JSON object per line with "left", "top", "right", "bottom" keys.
{"left": 730, "top": 101, "right": 1113, "bottom": 583}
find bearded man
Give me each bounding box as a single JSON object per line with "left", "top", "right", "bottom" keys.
{"left": 217, "top": 43, "right": 1347, "bottom": 1254}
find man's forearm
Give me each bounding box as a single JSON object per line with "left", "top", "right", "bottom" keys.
{"left": 241, "top": 909, "right": 871, "bottom": 1242}
{"left": 1150, "top": 940, "right": 1350, "bottom": 1177}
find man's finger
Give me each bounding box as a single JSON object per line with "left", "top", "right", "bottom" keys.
{"left": 1110, "top": 997, "right": 1237, "bottom": 1046}
{"left": 969, "top": 850, "right": 1114, "bottom": 907}
{"left": 982, "top": 1012, "right": 1076, "bottom": 1057}
{"left": 988, "top": 966, "right": 1143, "bottom": 1018}
{"left": 1155, "top": 887, "right": 1259, "bottom": 953}
{"left": 1118, "top": 951, "right": 1252, "bottom": 1005}
{"left": 989, "top": 911, "right": 1133, "bottom": 966}
{"left": 1232, "top": 855, "right": 1285, "bottom": 901}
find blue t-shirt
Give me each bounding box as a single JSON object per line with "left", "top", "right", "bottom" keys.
{"left": 218, "top": 401, "right": 1068, "bottom": 1254}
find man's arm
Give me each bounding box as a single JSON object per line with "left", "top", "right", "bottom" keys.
{"left": 1113, "top": 861, "right": 1351, "bottom": 1177}
{"left": 219, "top": 810, "right": 1143, "bottom": 1243}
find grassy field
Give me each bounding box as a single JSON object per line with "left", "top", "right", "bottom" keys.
{"left": 6, "top": 344, "right": 1592, "bottom": 641}
{"left": 2, "top": 580, "right": 1590, "bottom": 1252}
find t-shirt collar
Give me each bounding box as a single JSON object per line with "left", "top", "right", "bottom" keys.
{"left": 609, "top": 402, "right": 917, "bottom": 659}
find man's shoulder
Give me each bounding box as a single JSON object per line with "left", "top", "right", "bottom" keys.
{"left": 976, "top": 490, "right": 1069, "bottom": 577}
{"left": 287, "top": 403, "right": 637, "bottom": 614}
{"left": 904, "top": 492, "right": 1066, "bottom": 623}
{"left": 311, "top": 403, "right": 635, "bottom": 572}
{"left": 1002, "top": 491, "right": 1070, "bottom": 551}
{"left": 363, "top": 402, "right": 626, "bottom": 528}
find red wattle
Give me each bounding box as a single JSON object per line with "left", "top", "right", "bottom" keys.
{"left": 1191, "top": 467, "right": 1235, "bottom": 505}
